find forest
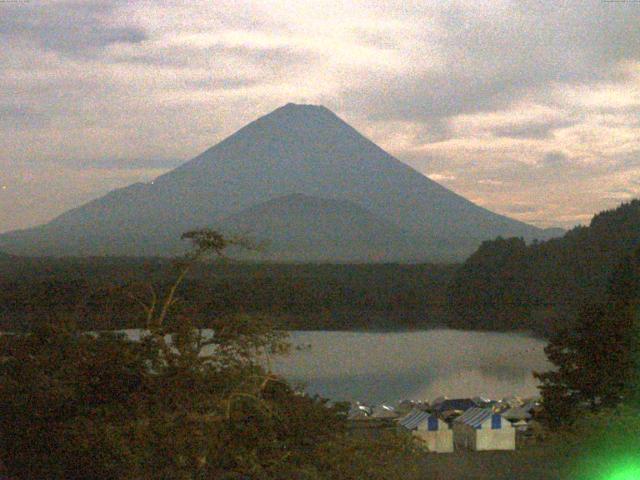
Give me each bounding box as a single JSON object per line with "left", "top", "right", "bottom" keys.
{"left": 448, "top": 199, "right": 640, "bottom": 336}
{"left": 2, "top": 200, "right": 640, "bottom": 337}
{"left": 0, "top": 258, "right": 455, "bottom": 332}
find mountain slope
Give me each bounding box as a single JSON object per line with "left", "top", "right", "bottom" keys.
{"left": 220, "top": 193, "right": 433, "bottom": 262}
{"left": 0, "top": 103, "right": 559, "bottom": 259}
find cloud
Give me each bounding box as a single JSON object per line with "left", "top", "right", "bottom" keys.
{"left": 427, "top": 172, "right": 456, "bottom": 182}
{"left": 1, "top": 0, "right": 640, "bottom": 233}
{"left": 111, "top": 42, "right": 314, "bottom": 76}
{"left": 0, "top": 104, "right": 49, "bottom": 129}
{"left": 342, "top": 0, "right": 640, "bottom": 122}
{"left": 503, "top": 204, "right": 540, "bottom": 215}
{"left": 541, "top": 151, "right": 571, "bottom": 169}
{"left": 343, "top": 71, "right": 526, "bottom": 122}
{"left": 492, "top": 121, "right": 576, "bottom": 140}
{"left": 397, "top": 146, "right": 640, "bottom": 229}
{"left": 0, "top": 0, "right": 146, "bottom": 58}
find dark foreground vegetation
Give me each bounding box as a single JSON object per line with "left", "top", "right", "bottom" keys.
{"left": 0, "top": 321, "right": 427, "bottom": 480}
{"left": 0, "top": 231, "right": 425, "bottom": 479}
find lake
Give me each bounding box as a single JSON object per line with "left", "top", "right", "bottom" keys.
{"left": 251, "top": 329, "right": 549, "bottom": 404}
{"left": 121, "top": 328, "right": 549, "bottom": 404}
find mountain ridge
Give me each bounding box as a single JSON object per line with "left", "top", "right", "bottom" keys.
{"left": 0, "top": 103, "right": 561, "bottom": 260}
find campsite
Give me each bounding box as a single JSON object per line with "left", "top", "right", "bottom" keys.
{"left": 348, "top": 396, "right": 563, "bottom": 479}
{"left": 352, "top": 395, "right": 538, "bottom": 452}
{"left": 349, "top": 403, "right": 565, "bottom": 478}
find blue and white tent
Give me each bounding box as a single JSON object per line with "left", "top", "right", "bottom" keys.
{"left": 453, "top": 407, "right": 515, "bottom": 451}
{"left": 454, "top": 407, "right": 504, "bottom": 429}
{"left": 399, "top": 409, "right": 432, "bottom": 430}
{"left": 399, "top": 409, "right": 453, "bottom": 453}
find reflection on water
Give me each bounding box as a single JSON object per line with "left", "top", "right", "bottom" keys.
{"left": 269, "top": 330, "right": 550, "bottom": 404}
{"left": 121, "top": 328, "right": 550, "bottom": 405}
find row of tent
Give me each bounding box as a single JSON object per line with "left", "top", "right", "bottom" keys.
{"left": 347, "top": 404, "right": 399, "bottom": 419}
{"left": 349, "top": 397, "right": 540, "bottom": 423}
{"left": 398, "top": 407, "right": 517, "bottom": 453}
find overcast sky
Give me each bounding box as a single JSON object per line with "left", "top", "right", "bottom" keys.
{"left": 1, "top": 0, "right": 639, "bottom": 233}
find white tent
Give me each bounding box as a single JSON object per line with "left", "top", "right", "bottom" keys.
{"left": 471, "top": 396, "right": 491, "bottom": 407}
{"left": 399, "top": 409, "right": 453, "bottom": 453}
{"left": 370, "top": 405, "right": 399, "bottom": 419}
{"left": 347, "top": 404, "right": 371, "bottom": 420}
{"left": 453, "top": 407, "right": 515, "bottom": 451}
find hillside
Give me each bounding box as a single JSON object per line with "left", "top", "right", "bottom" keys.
{"left": 220, "top": 193, "right": 436, "bottom": 262}
{"left": 448, "top": 199, "right": 640, "bottom": 335}
{"left": 0, "top": 103, "right": 559, "bottom": 261}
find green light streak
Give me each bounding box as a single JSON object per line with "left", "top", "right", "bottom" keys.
{"left": 602, "top": 458, "right": 640, "bottom": 480}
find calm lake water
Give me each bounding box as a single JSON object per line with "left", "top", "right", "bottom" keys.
{"left": 268, "top": 330, "right": 550, "bottom": 404}
{"left": 125, "top": 328, "right": 550, "bottom": 405}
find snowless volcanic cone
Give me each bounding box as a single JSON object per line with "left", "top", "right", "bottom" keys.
{"left": 0, "top": 103, "right": 559, "bottom": 260}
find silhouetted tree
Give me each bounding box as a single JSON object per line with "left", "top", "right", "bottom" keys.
{"left": 535, "top": 247, "right": 640, "bottom": 427}
{"left": 0, "top": 230, "right": 423, "bottom": 479}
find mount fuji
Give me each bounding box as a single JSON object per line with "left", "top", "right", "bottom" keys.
{"left": 0, "top": 103, "right": 561, "bottom": 261}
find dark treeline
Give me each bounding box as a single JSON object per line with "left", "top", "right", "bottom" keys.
{"left": 3, "top": 200, "right": 640, "bottom": 336}
{"left": 0, "top": 258, "right": 456, "bottom": 332}
{"left": 448, "top": 199, "right": 640, "bottom": 336}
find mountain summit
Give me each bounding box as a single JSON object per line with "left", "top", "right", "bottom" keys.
{"left": 0, "top": 103, "right": 560, "bottom": 260}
